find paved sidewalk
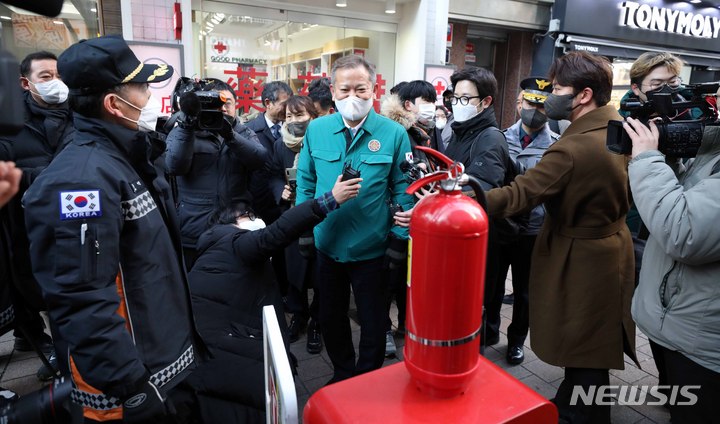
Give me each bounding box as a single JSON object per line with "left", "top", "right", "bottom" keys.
{"left": 288, "top": 275, "right": 672, "bottom": 424}
{"left": 0, "top": 274, "right": 672, "bottom": 423}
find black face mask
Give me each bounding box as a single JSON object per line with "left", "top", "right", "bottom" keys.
{"left": 544, "top": 92, "right": 578, "bottom": 121}
{"left": 520, "top": 108, "right": 548, "bottom": 129}
{"left": 443, "top": 99, "right": 453, "bottom": 112}
{"left": 286, "top": 120, "right": 310, "bottom": 137}
{"left": 641, "top": 84, "right": 681, "bottom": 100}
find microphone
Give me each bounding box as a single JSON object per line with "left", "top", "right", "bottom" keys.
{"left": 2, "top": 0, "right": 64, "bottom": 17}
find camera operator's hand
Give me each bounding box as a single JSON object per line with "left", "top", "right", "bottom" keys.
{"left": 220, "top": 115, "right": 235, "bottom": 141}
{"left": 122, "top": 381, "right": 168, "bottom": 424}
{"left": 282, "top": 184, "right": 296, "bottom": 202}
{"left": 178, "top": 92, "right": 201, "bottom": 128}
{"left": 623, "top": 117, "right": 660, "bottom": 159}
{"left": 0, "top": 161, "right": 22, "bottom": 209}
{"left": 331, "top": 175, "right": 362, "bottom": 205}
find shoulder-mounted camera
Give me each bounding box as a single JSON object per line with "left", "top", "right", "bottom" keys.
{"left": 170, "top": 77, "right": 228, "bottom": 131}
{"left": 607, "top": 82, "right": 720, "bottom": 158}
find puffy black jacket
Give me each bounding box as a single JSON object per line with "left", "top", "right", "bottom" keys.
{"left": 24, "top": 116, "right": 202, "bottom": 420}
{"left": 189, "top": 198, "right": 326, "bottom": 356}
{"left": 0, "top": 91, "right": 74, "bottom": 308}
{"left": 165, "top": 120, "right": 267, "bottom": 248}
{"left": 186, "top": 199, "right": 327, "bottom": 422}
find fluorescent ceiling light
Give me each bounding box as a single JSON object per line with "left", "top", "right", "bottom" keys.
{"left": 385, "top": 0, "right": 396, "bottom": 14}
{"left": 336, "top": 0, "right": 347, "bottom": 7}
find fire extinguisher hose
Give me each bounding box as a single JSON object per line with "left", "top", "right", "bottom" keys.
{"left": 464, "top": 175, "right": 488, "bottom": 212}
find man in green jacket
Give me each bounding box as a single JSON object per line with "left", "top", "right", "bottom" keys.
{"left": 296, "top": 55, "right": 414, "bottom": 383}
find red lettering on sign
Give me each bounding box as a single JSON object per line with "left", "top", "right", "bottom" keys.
{"left": 224, "top": 66, "right": 268, "bottom": 113}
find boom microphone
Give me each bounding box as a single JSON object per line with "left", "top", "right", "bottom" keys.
{"left": 1, "top": 0, "right": 65, "bottom": 18}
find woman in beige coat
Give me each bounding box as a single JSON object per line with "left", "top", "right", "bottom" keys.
{"left": 485, "top": 52, "right": 637, "bottom": 424}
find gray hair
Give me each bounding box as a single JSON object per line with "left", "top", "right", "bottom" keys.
{"left": 330, "top": 55, "right": 376, "bottom": 86}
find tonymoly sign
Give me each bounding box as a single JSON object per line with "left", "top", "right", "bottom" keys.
{"left": 619, "top": 1, "right": 720, "bottom": 39}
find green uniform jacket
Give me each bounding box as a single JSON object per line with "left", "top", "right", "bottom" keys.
{"left": 296, "top": 109, "right": 414, "bottom": 262}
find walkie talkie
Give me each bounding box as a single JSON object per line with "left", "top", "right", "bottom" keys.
{"left": 341, "top": 162, "right": 361, "bottom": 181}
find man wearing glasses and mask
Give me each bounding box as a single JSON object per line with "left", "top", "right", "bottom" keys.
{"left": 619, "top": 52, "right": 701, "bottom": 120}
{"left": 443, "top": 66, "right": 512, "bottom": 350}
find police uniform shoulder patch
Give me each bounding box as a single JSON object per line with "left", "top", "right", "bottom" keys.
{"left": 59, "top": 190, "right": 102, "bottom": 220}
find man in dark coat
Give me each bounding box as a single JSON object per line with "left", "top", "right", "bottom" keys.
{"left": 443, "top": 66, "right": 511, "bottom": 349}
{"left": 0, "top": 50, "right": 74, "bottom": 379}
{"left": 247, "top": 81, "right": 293, "bottom": 296}
{"left": 186, "top": 175, "right": 361, "bottom": 423}
{"left": 165, "top": 80, "right": 267, "bottom": 269}
{"left": 246, "top": 81, "right": 293, "bottom": 224}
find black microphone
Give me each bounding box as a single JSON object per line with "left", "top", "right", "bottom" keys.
{"left": 2, "top": 0, "right": 64, "bottom": 17}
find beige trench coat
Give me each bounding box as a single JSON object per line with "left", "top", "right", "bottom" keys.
{"left": 486, "top": 105, "right": 637, "bottom": 370}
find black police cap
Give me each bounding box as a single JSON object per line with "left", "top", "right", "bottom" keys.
{"left": 520, "top": 77, "right": 553, "bottom": 104}
{"left": 58, "top": 35, "right": 174, "bottom": 95}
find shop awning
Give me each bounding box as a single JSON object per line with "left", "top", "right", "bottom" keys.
{"left": 562, "top": 35, "right": 720, "bottom": 69}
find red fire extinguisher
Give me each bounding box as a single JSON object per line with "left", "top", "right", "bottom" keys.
{"left": 403, "top": 145, "right": 489, "bottom": 398}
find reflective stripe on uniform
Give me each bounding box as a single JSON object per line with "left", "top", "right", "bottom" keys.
{"left": 71, "top": 345, "right": 194, "bottom": 412}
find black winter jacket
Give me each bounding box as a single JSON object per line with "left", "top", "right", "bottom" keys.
{"left": 189, "top": 198, "right": 326, "bottom": 356}
{"left": 186, "top": 199, "right": 327, "bottom": 422}
{"left": 0, "top": 92, "right": 74, "bottom": 307}
{"left": 165, "top": 120, "right": 267, "bottom": 248}
{"left": 24, "top": 116, "right": 202, "bottom": 419}
{"left": 445, "top": 107, "right": 509, "bottom": 191}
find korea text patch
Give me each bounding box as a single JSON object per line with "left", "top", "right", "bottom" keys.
{"left": 59, "top": 190, "right": 102, "bottom": 220}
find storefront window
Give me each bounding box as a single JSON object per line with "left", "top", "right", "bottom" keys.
{"left": 194, "top": 10, "right": 396, "bottom": 118}
{"left": 610, "top": 60, "right": 633, "bottom": 111}
{"left": 0, "top": 1, "right": 99, "bottom": 59}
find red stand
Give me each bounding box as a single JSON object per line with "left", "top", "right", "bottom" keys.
{"left": 304, "top": 356, "right": 557, "bottom": 423}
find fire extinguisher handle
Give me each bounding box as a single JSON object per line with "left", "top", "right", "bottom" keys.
{"left": 415, "top": 146, "right": 464, "bottom": 177}
{"left": 405, "top": 172, "right": 449, "bottom": 195}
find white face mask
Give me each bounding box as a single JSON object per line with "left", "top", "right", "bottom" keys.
{"left": 453, "top": 103, "right": 481, "bottom": 123}
{"left": 335, "top": 95, "right": 374, "bottom": 121}
{"left": 436, "top": 119, "right": 447, "bottom": 130}
{"left": 417, "top": 103, "right": 436, "bottom": 121}
{"left": 237, "top": 217, "right": 266, "bottom": 231}
{"left": 29, "top": 79, "right": 69, "bottom": 104}
{"left": 117, "top": 95, "right": 162, "bottom": 132}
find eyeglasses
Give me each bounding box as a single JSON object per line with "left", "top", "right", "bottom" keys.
{"left": 643, "top": 76, "right": 682, "bottom": 91}
{"left": 451, "top": 95, "right": 482, "bottom": 106}
{"left": 239, "top": 210, "right": 256, "bottom": 220}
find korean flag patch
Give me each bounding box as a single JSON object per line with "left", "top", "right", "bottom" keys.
{"left": 59, "top": 190, "right": 102, "bottom": 220}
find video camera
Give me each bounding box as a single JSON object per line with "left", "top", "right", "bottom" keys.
{"left": 0, "top": 377, "right": 82, "bottom": 423}
{"left": 606, "top": 82, "right": 720, "bottom": 158}
{"left": 171, "top": 77, "right": 228, "bottom": 131}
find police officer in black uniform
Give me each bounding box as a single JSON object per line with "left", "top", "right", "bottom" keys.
{"left": 24, "top": 36, "right": 203, "bottom": 423}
